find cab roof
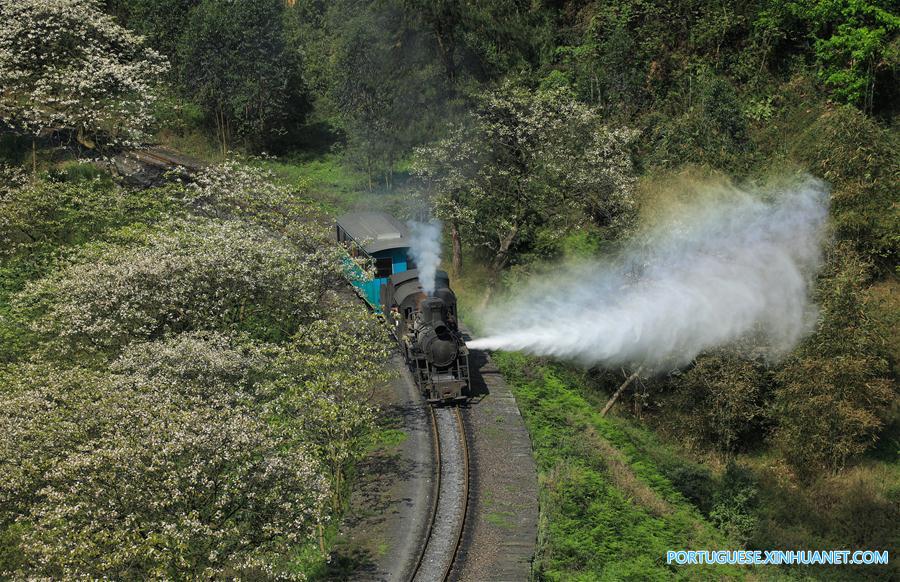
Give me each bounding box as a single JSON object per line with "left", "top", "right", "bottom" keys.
{"left": 336, "top": 211, "right": 410, "bottom": 254}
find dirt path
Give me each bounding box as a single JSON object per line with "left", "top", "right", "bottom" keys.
{"left": 325, "top": 355, "right": 436, "bottom": 581}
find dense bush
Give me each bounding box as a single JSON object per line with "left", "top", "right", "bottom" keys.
{"left": 644, "top": 69, "right": 753, "bottom": 172}
{"left": 758, "top": 0, "right": 899, "bottom": 112}
{"left": 0, "top": 174, "right": 178, "bottom": 260}
{"left": 791, "top": 105, "right": 899, "bottom": 271}
{"left": 16, "top": 218, "right": 342, "bottom": 357}
{"left": 773, "top": 244, "right": 895, "bottom": 478}
{"left": 708, "top": 463, "right": 759, "bottom": 547}
{"left": 663, "top": 351, "right": 769, "bottom": 455}
{"left": 0, "top": 356, "right": 328, "bottom": 579}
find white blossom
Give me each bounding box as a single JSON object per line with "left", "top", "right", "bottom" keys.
{"left": 0, "top": 0, "right": 168, "bottom": 146}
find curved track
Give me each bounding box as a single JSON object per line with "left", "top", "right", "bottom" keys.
{"left": 410, "top": 406, "right": 469, "bottom": 582}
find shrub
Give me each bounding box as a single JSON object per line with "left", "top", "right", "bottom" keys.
{"left": 0, "top": 176, "right": 177, "bottom": 260}
{"left": 667, "top": 351, "right": 769, "bottom": 455}
{"left": 645, "top": 69, "right": 752, "bottom": 172}
{"left": 0, "top": 361, "right": 327, "bottom": 579}
{"left": 111, "top": 330, "right": 280, "bottom": 404}
{"left": 773, "top": 244, "right": 895, "bottom": 478}
{"left": 16, "top": 218, "right": 343, "bottom": 356}
{"left": 791, "top": 105, "right": 899, "bottom": 271}
{"left": 186, "top": 160, "right": 321, "bottom": 241}
{"left": 709, "top": 463, "right": 759, "bottom": 546}
{"left": 268, "top": 305, "right": 391, "bottom": 511}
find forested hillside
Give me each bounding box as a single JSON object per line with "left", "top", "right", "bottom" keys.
{"left": 1, "top": 0, "right": 897, "bottom": 579}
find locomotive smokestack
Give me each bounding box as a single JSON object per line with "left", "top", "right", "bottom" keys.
{"left": 420, "top": 296, "right": 446, "bottom": 328}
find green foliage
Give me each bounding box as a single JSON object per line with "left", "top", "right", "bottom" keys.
{"left": 762, "top": 0, "right": 900, "bottom": 111}
{"left": 414, "top": 83, "right": 638, "bottom": 279}
{"left": 288, "top": 0, "right": 544, "bottom": 184}
{"left": 115, "top": 0, "right": 201, "bottom": 60}
{"left": 645, "top": 68, "right": 753, "bottom": 172}
{"left": 178, "top": 0, "right": 304, "bottom": 151}
{"left": 0, "top": 174, "right": 178, "bottom": 262}
{"left": 665, "top": 351, "right": 769, "bottom": 455}
{"left": 320, "top": 0, "right": 448, "bottom": 186}
{"left": 709, "top": 463, "right": 759, "bottom": 546}
{"left": 496, "top": 352, "right": 747, "bottom": 580}
{"left": 791, "top": 105, "right": 899, "bottom": 271}
{"left": 773, "top": 244, "right": 895, "bottom": 478}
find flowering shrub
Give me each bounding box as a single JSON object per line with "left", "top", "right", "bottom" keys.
{"left": 0, "top": 0, "right": 168, "bottom": 146}
{"left": 0, "top": 361, "right": 328, "bottom": 579}
{"left": 112, "top": 330, "right": 279, "bottom": 404}
{"left": 1, "top": 161, "right": 389, "bottom": 576}
{"left": 269, "top": 306, "right": 392, "bottom": 510}
{"left": 17, "top": 217, "right": 343, "bottom": 356}
{"left": 0, "top": 176, "right": 181, "bottom": 260}
{"left": 186, "top": 160, "right": 321, "bottom": 243}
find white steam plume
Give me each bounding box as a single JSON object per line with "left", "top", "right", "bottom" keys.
{"left": 467, "top": 177, "right": 829, "bottom": 370}
{"left": 408, "top": 220, "right": 443, "bottom": 295}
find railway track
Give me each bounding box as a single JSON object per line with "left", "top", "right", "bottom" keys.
{"left": 410, "top": 406, "right": 469, "bottom": 582}
{"left": 111, "top": 146, "right": 205, "bottom": 186}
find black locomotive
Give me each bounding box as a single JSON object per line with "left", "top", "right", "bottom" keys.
{"left": 336, "top": 212, "right": 470, "bottom": 403}
{"left": 383, "top": 270, "right": 469, "bottom": 403}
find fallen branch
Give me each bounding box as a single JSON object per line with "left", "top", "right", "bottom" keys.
{"left": 601, "top": 366, "right": 644, "bottom": 417}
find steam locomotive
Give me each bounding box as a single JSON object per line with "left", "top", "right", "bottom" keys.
{"left": 336, "top": 212, "right": 470, "bottom": 403}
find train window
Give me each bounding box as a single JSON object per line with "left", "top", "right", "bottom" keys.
{"left": 375, "top": 257, "right": 392, "bottom": 278}
{"left": 406, "top": 257, "right": 417, "bottom": 269}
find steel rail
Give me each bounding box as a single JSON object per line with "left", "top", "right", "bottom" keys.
{"left": 409, "top": 406, "right": 469, "bottom": 582}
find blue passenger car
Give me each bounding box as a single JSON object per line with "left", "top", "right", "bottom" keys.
{"left": 335, "top": 212, "right": 413, "bottom": 312}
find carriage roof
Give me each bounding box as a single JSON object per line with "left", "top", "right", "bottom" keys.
{"left": 336, "top": 211, "right": 410, "bottom": 254}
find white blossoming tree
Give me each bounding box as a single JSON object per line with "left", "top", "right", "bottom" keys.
{"left": 17, "top": 217, "right": 344, "bottom": 357}
{"left": 0, "top": 355, "right": 329, "bottom": 579}
{"left": 269, "top": 306, "right": 392, "bottom": 512}
{"left": 1, "top": 161, "right": 391, "bottom": 577}
{"left": 413, "top": 84, "right": 638, "bottom": 303}
{"left": 0, "top": 0, "right": 168, "bottom": 159}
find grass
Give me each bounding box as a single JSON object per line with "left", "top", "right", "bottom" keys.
{"left": 490, "top": 348, "right": 898, "bottom": 581}
{"left": 495, "top": 351, "right": 753, "bottom": 581}
{"left": 251, "top": 153, "right": 368, "bottom": 216}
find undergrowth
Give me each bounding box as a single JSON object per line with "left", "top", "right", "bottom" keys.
{"left": 495, "top": 351, "right": 754, "bottom": 580}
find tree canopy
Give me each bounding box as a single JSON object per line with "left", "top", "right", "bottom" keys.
{"left": 0, "top": 0, "right": 168, "bottom": 147}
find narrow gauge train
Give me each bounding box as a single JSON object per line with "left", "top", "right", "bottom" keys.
{"left": 336, "top": 212, "right": 469, "bottom": 403}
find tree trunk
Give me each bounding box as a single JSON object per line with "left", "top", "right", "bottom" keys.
{"left": 480, "top": 225, "right": 518, "bottom": 309}
{"left": 32, "top": 137, "right": 36, "bottom": 176}
{"left": 451, "top": 221, "right": 462, "bottom": 276}
{"left": 215, "top": 106, "right": 229, "bottom": 157}
{"left": 601, "top": 367, "right": 644, "bottom": 417}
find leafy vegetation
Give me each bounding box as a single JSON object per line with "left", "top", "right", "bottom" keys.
{"left": 0, "top": 0, "right": 168, "bottom": 151}
{"left": 496, "top": 352, "right": 748, "bottom": 580}
{"left": 0, "top": 0, "right": 897, "bottom": 578}
{"left": 0, "top": 163, "right": 388, "bottom": 578}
